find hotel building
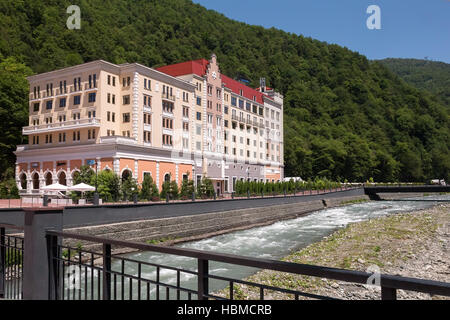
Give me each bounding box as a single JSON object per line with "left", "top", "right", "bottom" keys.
{"left": 15, "top": 54, "right": 283, "bottom": 196}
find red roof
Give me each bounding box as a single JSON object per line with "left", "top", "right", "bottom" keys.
{"left": 156, "top": 59, "right": 209, "bottom": 77}
{"left": 221, "top": 75, "right": 265, "bottom": 104}
{"left": 156, "top": 58, "right": 268, "bottom": 104}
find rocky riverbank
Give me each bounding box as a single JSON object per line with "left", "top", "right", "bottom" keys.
{"left": 220, "top": 203, "right": 450, "bottom": 300}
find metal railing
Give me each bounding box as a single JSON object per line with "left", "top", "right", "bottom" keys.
{"left": 46, "top": 230, "right": 450, "bottom": 301}
{"left": 0, "top": 224, "right": 24, "bottom": 300}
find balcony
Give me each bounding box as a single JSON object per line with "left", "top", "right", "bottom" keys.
{"left": 23, "top": 118, "right": 101, "bottom": 135}
{"left": 231, "top": 115, "right": 245, "bottom": 123}
{"left": 100, "top": 135, "right": 137, "bottom": 145}
{"left": 161, "top": 93, "right": 176, "bottom": 102}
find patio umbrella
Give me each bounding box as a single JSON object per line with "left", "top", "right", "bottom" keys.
{"left": 68, "top": 183, "right": 95, "bottom": 192}
{"left": 68, "top": 183, "right": 96, "bottom": 200}
{"left": 41, "top": 183, "right": 68, "bottom": 192}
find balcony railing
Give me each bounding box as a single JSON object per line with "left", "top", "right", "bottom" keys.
{"left": 22, "top": 118, "right": 101, "bottom": 135}
{"left": 161, "top": 93, "right": 176, "bottom": 102}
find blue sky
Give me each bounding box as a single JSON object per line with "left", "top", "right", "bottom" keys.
{"left": 193, "top": 0, "right": 450, "bottom": 63}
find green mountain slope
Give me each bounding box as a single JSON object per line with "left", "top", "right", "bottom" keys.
{"left": 0, "top": 0, "right": 448, "bottom": 182}
{"left": 378, "top": 58, "right": 450, "bottom": 107}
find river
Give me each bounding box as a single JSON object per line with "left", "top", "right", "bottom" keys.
{"left": 65, "top": 195, "right": 450, "bottom": 299}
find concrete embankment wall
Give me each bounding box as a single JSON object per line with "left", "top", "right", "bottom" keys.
{"left": 64, "top": 194, "right": 370, "bottom": 252}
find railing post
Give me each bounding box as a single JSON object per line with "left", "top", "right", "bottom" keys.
{"left": 381, "top": 287, "right": 397, "bottom": 300}
{"left": 102, "top": 243, "right": 111, "bottom": 300}
{"left": 197, "top": 259, "right": 209, "bottom": 300}
{"left": 46, "top": 233, "right": 60, "bottom": 300}
{"left": 23, "top": 208, "right": 63, "bottom": 300}
{"left": 0, "top": 227, "right": 5, "bottom": 298}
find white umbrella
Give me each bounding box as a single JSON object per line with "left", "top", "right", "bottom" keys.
{"left": 68, "top": 183, "right": 95, "bottom": 192}
{"left": 41, "top": 183, "right": 68, "bottom": 192}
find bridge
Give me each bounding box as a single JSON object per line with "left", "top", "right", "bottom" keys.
{"left": 364, "top": 185, "right": 450, "bottom": 200}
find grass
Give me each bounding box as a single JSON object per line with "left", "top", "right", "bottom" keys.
{"left": 340, "top": 198, "right": 369, "bottom": 205}
{"left": 146, "top": 237, "right": 179, "bottom": 245}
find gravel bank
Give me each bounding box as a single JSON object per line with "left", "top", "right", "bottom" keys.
{"left": 220, "top": 203, "right": 450, "bottom": 300}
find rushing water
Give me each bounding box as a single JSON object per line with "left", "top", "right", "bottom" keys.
{"left": 64, "top": 195, "right": 450, "bottom": 299}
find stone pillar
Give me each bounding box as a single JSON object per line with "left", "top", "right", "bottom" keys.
{"left": 23, "top": 208, "right": 63, "bottom": 300}
{"left": 156, "top": 162, "right": 160, "bottom": 189}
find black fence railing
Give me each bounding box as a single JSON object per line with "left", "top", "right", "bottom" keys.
{"left": 0, "top": 224, "right": 24, "bottom": 300}
{"left": 46, "top": 230, "right": 450, "bottom": 300}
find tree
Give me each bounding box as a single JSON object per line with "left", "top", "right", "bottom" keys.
{"left": 180, "top": 173, "right": 195, "bottom": 200}
{"left": 97, "top": 170, "right": 121, "bottom": 202}
{"left": 121, "top": 176, "right": 138, "bottom": 201}
{"left": 140, "top": 174, "right": 159, "bottom": 201}
{"left": 196, "top": 176, "right": 215, "bottom": 199}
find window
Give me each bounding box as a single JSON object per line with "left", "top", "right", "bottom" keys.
{"left": 196, "top": 112, "right": 201, "bottom": 121}
{"left": 196, "top": 125, "right": 202, "bottom": 135}
{"left": 196, "top": 97, "right": 201, "bottom": 106}
{"left": 246, "top": 102, "right": 251, "bottom": 111}
{"left": 224, "top": 120, "right": 228, "bottom": 128}
{"left": 112, "top": 94, "right": 116, "bottom": 104}
{"left": 183, "top": 92, "right": 189, "bottom": 102}
{"left": 162, "top": 118, "right": 173, "bottom": 129}
{"left": 33, "top": 103, "right": 40, "bottom": 112}
{"left": 143, "top": 113, "right": 151, "bottom": 125}
{"left": 239, "top": 100, "right": 244, "bottom": 108}
{"left": 144, "top": 78, "right": 151, "bottom": 90}
{"left": 88, "top": 129, "right": 96, "bottom": 140}
{"left": 162, "top": 134, "right": 173, "bottom": 146}
{"left": 143, "top": 95, "right": 151, "bottom": 107}
{"left": 107, "top": 75, "right": 111, "bottom": 85}
{"left": 143, "top": 131, "right": 151, "bottom": 143}
{"left": 224, "top": 106, "right": 229, "bottom": 114}
{"left": 107, "top": 111, "right": 111, "bottom": 122}
{"left": 112, "top": 77, "right": 116, "bottom": 87}
{"left": 73, "top": 131, "right": 80, "bottom": 141}
{"left": 231, "top": 97, "right": 237, "bottom": 106}
{"left": 59, "top": 132, "right": 66, "bottom": 143}
{"left": 59, "top": 98, "right": 66, "bottom": 108}
{"left": 196, "top": 141, "right": 201, "bottom": 151}
{"left": 123, "top": 113, "right": 130, "bottom": 123}
{"left": 72, "top": 113, "right": 80, "bottom": 120}
{"left": 123, "top": 95, "right": 130, "bottom": 105}
{"left": 58, "top": 115, "right": 66, "bottom": 122}
{"left": 88, "top": 92, "right": 96, "bottom": 103}
{"left": 107, "top": 93, "right": 111, "bottom": 103}
{"left": 46, "top": 100, "right": 53, "bottom": 110}
{"left": 183, "top": 138, "right": 189, "bottom": 149}
{"left": 88, "top": 110, "right": 96, "bottom": 118}
{"left": 74, "top": 95, "right": 81, "bottom": 105}
{"left": 183, "top": 106, "right": 189, "bottom": 118}
{"left": 162, "top": 101, "right": 174, "bottom": 113}
{"left": 183, "top": 122, "right": 189, "bottom": 132}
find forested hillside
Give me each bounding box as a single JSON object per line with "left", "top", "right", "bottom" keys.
{"left": 379, "top": 58, "right": 450, "bottom": 107}
{"left": 0, "top": 0, "right": 448, "bottom": 182}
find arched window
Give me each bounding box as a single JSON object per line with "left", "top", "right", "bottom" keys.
{"left": 164, "top": 173, "right": 171, "bottom": 183}
{"left": 32, "top": 172, "right": 40, "bottom": 190}
{"left": 72, "top": 170, "right": 80, "bottom": 183}
{"left": 19, "top": 173, "right": 27, "bottom": 190}
{"left": 58, "top": 171, "right": 67, "bottom": 186}
{"left": 122, "top": 169, "right": 132, "bottom": 182}
{"left": 45, "top": 172, "right": 53, "bottom": 186}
